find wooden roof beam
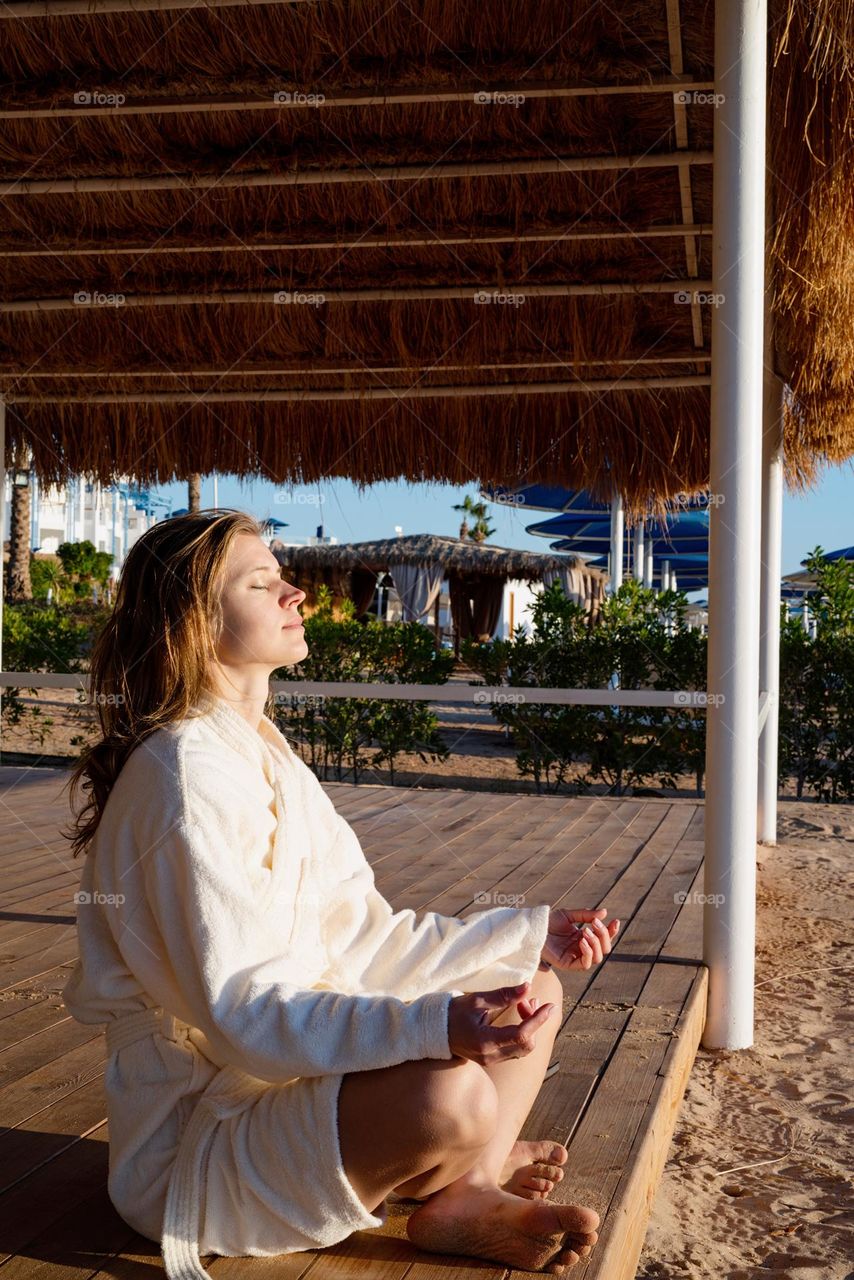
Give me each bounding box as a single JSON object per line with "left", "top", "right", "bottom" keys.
{"left": 0, "top": 223, "right": 714, "bottom": 259}
{"left": 0, "top": 0, "right": 312, "bottom": 17}
{"left": 0, "top": 150, "right": 714, "bottom": 198}
{"left": 1, "top": 278, "right": 715, "bottom": 313}
{"left": 0, "top": 77, "right": 715, "bottom": 120}
{"left": 6, "top": 375, "right": 712, "bottom": 404}
{"left": 4, "top": 356, "right": 711, "bottom": 379}
{"left": 666, "top": 0, "right": 707, "bottom": 376}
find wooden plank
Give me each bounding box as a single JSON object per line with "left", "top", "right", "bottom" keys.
{"left": 0, "top": 989, "right": 71, "bottom": 1050}
{"left": 0, "top": 1124, "right": 109, "bottom": 1264}
{"left": 480, "top": 801, "right": 666, "bottom": 920}
{"left": 0, "top": 871, "right": 80, "bottom": 912}
{"left": 0, "top": 1182, "right": 138, "bottom": 1278}
{"left": 0, "top": 931, "right": 80, "bottom": 990}
{"left": 576, "top": 968, "right": 708, "bottom": 1280}
{"left": 0, "top": 1074, "right": 108, "bottom": 1193}
{"left": 0, "top": 963, "right": 75, "bottom": 1021}
{"left": 383, "top": 799, "right": 586, "bottom": 910}
{"left": 0, "top": 1012, "right": 101, "bottom": 1092}
{"left": 0, "top": 1032, "right": 105, "bottom": 1129}
{"left": 370, "top": 794, "right": 525, "bottom": 868}
{"left": 512, "top": 964, "right": 702, "bottom": 1280}
{"left": 369, "top": 798, "right": 535, "bottom": 904}
{"left": 521, "top": 807, "right": 701, "bottom": 1141}
{"left": 0, "top": 884, "right": 80, "bottom": 944}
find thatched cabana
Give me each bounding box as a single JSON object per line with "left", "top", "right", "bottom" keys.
{"left": 271, "top": 533, "right": 607, "bottom": 639}
{"left": 0, "top": 0, "right": 851, "bottom": 517}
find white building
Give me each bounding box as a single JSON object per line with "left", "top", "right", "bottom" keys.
{"left": 2, "top": 474, "right": 157, "bottom": 577}
{"left": 495, "top": 578, "right": 543, "bottom": 639}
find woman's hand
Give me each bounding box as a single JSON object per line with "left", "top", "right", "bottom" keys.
{"left": 541, "top": 907, "right": 620, "bottom": 971}
{"left": 447, "top": 983, "right": 555, "bottom": 1066}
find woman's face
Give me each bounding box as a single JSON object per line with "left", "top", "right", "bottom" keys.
{"left": 214, "top": 533, "right": 308, "bottom": 672}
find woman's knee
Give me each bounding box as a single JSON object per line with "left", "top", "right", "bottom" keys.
{"left": 420, "top": 1057, "right": 499, "bottom": 1148}
{"left": 338, "top": 1056, "right": 497, "bottom": 1206}
{"left": 339, "top": 1055, "right": 497, "bottom": 1154}
{"left": 532, "top": 964, "right": 565, "bottom": 1009}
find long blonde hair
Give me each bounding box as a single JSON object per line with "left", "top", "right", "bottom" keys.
{"left": 63, "top": 509, "right": 275, "bottom": 858}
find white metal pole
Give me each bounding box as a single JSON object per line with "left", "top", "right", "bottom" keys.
{"left": 802, "top": 599, "right": 809, "bottom": 634}
{"left": 31, "top": 471, "right": 39, "bottom": 550}
{"left": 758, "top": 371, "right": 785, "bottom": 845}
{"left": 634, "top": 521, "right": 645, "bottom": 581}
{"left": 702, "top": 0, "right": 766, "bottom": 1050}
{"left": 662, "top": 558, "right": 671, "bottom": 593}
{"left": 644, "top": 539, "right": 654, "bottom": 588}
{"left": 609, "top": 491, "right": 624, "bottom": 594}
{"left": 213, "top": 474, "right": 218, "bottom": 508}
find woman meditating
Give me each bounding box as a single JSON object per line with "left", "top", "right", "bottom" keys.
{"left": 62, "top": 510, "right": 620, "bottom": 1280}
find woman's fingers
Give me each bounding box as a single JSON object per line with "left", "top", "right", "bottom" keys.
{"left": 492, "top": 1002, "right": 556, "bottom": 1053}
{"left": 590, "top": 917, "right": 614, "bottom": 955}
{"left": 566, "top": 907, "right": 608, "bottom": 925}
{"left": 580, "top": 927, "right": 603, "bottom": 965}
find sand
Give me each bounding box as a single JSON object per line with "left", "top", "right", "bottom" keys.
{"left": 637, "top": 804, "right": 854, "bottom": 1280}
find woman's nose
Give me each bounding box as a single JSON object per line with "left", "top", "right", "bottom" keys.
{"left": 282, "top": 582, "right": 305, "bottom": 606}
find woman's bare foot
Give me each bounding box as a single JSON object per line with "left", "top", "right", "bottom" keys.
{"left": 406, "top": 1183, "right": 600, "bottom": 1274}
{"left": 500, "top": 1139, "right": 568, "bottom": 1199}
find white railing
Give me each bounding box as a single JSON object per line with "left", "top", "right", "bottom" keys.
{"left": 0, "top": 670, "right": 717, "bottom": 708}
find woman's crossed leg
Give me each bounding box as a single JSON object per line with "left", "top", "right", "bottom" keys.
{"left": 337, "top": 966, "right": 600, "bottom": 1276}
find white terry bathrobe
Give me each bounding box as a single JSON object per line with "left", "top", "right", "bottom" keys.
{"left": 62, "top": 693, "right": 551, "bottom": 1280}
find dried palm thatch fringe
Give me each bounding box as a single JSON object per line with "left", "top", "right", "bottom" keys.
{"left": 0, "top": 0, "right": 849, "bottom": 509}
{"left": 273, "top": 533, "right": 605, "bottom": 582}
{"left": 767, "top": 0, "right": 854, "bottom": 481}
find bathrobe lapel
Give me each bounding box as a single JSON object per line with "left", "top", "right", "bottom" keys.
{"left": 198, "top": 695, "right": 313, "bottom": 947}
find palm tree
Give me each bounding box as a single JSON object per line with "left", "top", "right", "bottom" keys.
{"left": 5, "top": 445, "right": 33, "bottom": 603}
{"left": 188, "top": 474, "right": 202, "bottom": 513}
{"left": 452, "top": 494, "right": 496, "bottom": 543}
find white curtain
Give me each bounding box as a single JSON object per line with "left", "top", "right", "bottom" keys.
{"left": 542, "top": 565, "right": 588, "bottom": 607}
{"left": 389, "top": 561, "right": 444, "bottom": 621}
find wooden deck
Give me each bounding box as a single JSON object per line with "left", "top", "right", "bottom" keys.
{"left": 0, "top": 766, "right": 707, "bottom": 1280}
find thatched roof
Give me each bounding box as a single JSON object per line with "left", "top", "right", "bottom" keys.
{"left": 272, "top": 533, "right": 603, "bottom": 582}
{"left": 0, "top": 0, "right": 852, "bottom": 514}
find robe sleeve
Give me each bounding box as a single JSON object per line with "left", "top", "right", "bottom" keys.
{"left": 123, "top": 816, "right": 454, "bottom": 1084}
{"left": 320, "top": 814, "right": 551, "bottom": 1001}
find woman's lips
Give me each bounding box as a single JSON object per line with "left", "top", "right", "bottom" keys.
{"left": 282, "top": 619, "right": 304, "bottom": 629}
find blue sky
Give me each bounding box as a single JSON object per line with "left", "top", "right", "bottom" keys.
{"left": 151, "top": 458, "right": 853, "bottom": 581}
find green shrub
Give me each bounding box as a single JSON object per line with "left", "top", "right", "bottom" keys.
{"left": 272, "top": 586, "right": 453, "bottom": 783}
{"left": 778, "top": 549, "right": 854, "bottom": 801}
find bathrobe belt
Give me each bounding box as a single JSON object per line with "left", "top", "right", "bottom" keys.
{"left": 105, "top": 1005, "right": 269, "bottom": 1280}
